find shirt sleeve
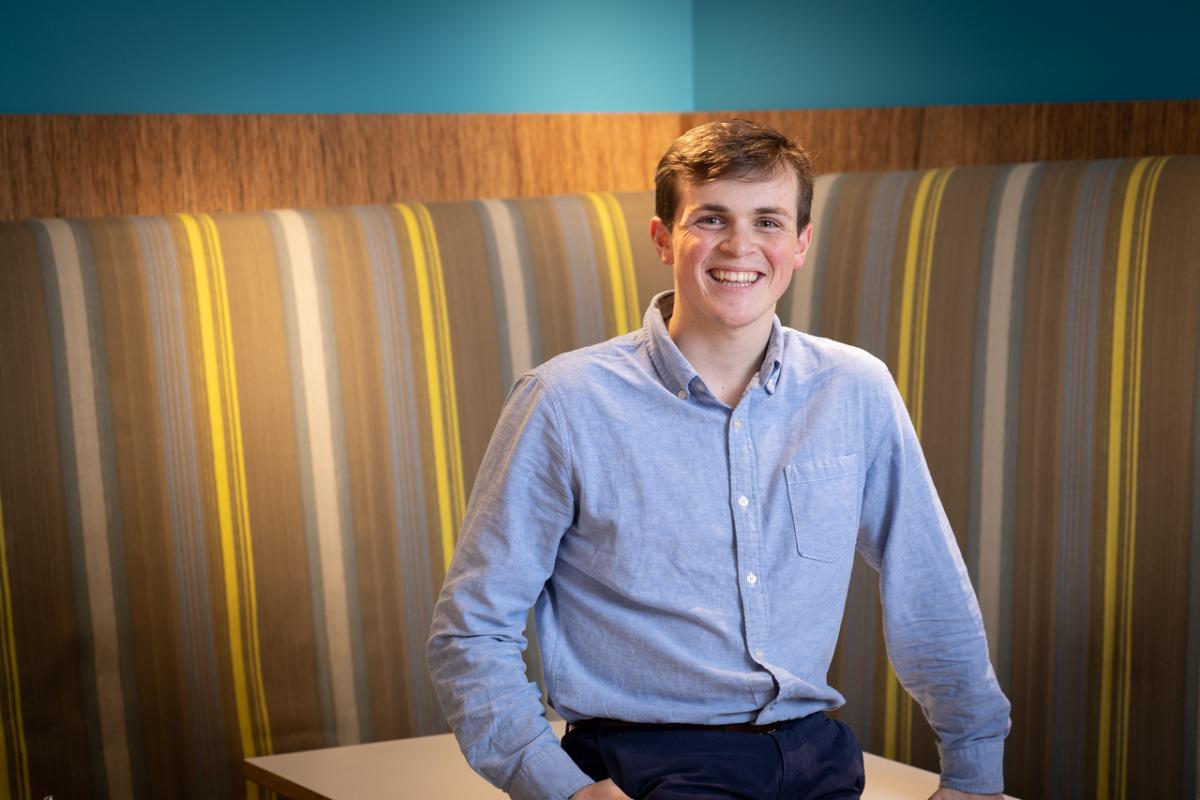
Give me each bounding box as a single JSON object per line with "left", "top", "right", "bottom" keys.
{"left": 855, "top": 367, "right": 1012, "bottom": 795}
{"left": 427, "top": 374, "right": 594, "bottom": 800}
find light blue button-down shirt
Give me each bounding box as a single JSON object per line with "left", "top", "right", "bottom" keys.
{"left": 428, "top": 292, "right": 1010, "bottom": 799}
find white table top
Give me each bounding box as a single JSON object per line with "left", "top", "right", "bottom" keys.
{"left": 245, "top": 721, "right": 1016, "bottom": 799}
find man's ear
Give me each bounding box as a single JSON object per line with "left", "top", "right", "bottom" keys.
{"left": 650, "top": 217, "right": 674, "bottom": 265}
{"left": 793, "top": 223, "right": 814, "bottom": 271}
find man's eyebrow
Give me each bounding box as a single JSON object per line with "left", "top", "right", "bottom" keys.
{"left": 690, "top": 203, "right": 792, "bottom": 217}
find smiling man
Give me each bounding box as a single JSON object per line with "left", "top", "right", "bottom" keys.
{"left": 428, "top": 120, "right": 1010, "bottom": 800}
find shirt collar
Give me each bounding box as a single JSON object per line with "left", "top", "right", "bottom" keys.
{"left": 644, "top": 291, "right": 785, "bottom": 399}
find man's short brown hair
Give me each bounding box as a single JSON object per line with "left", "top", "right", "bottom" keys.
{"left": 654, "top": 119, "right": 814, "bottom": 230}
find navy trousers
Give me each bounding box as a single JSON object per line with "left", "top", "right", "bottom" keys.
{"left": 561, "top": 712, "right": 865, "bottom": 800}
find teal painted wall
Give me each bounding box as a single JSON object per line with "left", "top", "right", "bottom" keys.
{"left": 3, "top": 0, "right": 1197, "bottom": 112}
{"left": 0, "top": 0, "right": 694, "bottom": 112}
{"left": 692, "top": 0, "right": 1200, "bottom": 109}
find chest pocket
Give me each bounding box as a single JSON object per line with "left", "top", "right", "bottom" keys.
{"left": 784, "top": 454, "right": 860, "bottom": 562}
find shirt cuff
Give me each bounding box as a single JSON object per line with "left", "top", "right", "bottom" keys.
{"left": 938, "top": 738, "right": 1006, "bottom": 795}
{"left": 507, "top": 741, "right": 595, "bottom": 800}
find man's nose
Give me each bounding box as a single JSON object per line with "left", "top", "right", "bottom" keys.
{"left": 719, "top": 226, "right": 754, "bottom": 257}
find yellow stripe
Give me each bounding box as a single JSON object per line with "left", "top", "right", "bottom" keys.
{"left": 415, "top": 205, "right": 467, "bottom": 542}
{"left": 202, "top": 214, "right": 273, "bottom": 757}
{"left": 1097, "top": 157, "right": 1164, "bottom": 800}
{"left": 896, "top": 171, "right": 939, "bottom": 408}
{"left": 601, "top": 192, "right": 641, "bottom": 328}
{"left": 913, "top": 170, "right": 952, "bottom": 433}
{"left": 1114, "top": 157, "right": 1168, "bottom": 800}
{"left": 902, "top": 169, "right": 951, "bottom": 762}
{"left": 396, "top": 204, "right": 465, "bottom": 571}
{"left": 585, "top": 193, "right": 631, "bottom": 334}
{"left": 888, "top": 169, "right": 943, "bottom": 759}
{"left": 181, "top": 215, "right": 271, "bottom": 798}
{"left": 0, "top": 498, "right": 30, "bottom": 800}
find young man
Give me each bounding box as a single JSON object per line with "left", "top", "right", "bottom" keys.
{"left": 428, "top": 120, "right": 1010, "bottom": 800}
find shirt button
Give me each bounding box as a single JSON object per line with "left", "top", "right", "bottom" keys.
{"left": 737, "top": 495, "right": 749, "bottom": 507}
{"left": 676, "top": 390, "right": 687, "bottom": 399}
{"left": 755, "top": 648, "right": 765, "bottom": 659}
{"left": 732, "top": 419, "right": 742, "bottom": 430}
{"left": 746, "top": 572, "right": 758, "bottom": 585}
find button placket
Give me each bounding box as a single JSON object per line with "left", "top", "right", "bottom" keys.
{"left": 729, "top": 397, "right": 770, "bottom": 679}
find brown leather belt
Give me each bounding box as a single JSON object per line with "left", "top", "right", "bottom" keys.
{"left": 567, "top": 717, "right": 784, "bottom": 735}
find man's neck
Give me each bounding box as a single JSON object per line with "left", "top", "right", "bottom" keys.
{"left": 667, "top": 313, "right": 772, "bottom": 407}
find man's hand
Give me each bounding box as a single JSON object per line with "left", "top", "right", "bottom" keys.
{"left": 928, "top": 788, "right": 1002, "bottom": 800}
{"left": 571, "top": 778, "right": 633, "bottom": 799}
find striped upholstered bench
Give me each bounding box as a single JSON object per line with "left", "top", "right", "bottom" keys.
{"left": 0, "top": 158, "right": 1197, "bottom": 799}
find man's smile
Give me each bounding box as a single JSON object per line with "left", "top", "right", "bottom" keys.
{"left": 707, "top": 268, "right": 762, "bottom": 287}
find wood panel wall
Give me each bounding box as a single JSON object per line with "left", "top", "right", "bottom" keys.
{"left": 2, "top": 100, "right": 1198, "bottom": 220}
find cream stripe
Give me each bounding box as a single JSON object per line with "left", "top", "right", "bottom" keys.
{"left": 480, "top": 200, "right": 535, "bottom": 377}
{"left": 585, "top": 193, "right": 631, "bottom": 334}
{"left": 0, "top": 498, "right": 30, "bottom": 800}
{"left": 42, "top": 219, "right": 134, "bottom": 799}
{"left": 978, "top": 164, "right": 1037, "bottom": 657}
{"left": 272, "top": 210, "right": 360, "bottom": 744}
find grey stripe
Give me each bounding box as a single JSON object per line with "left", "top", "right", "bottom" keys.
{"left": 838, "top": 557, "right": 880, "bottom": 745}
{"left": 36, "top": 219, "right": 139, "bottom": 799}
{"left": 999, "top": 166, "right": 1042, "bottom": 690}
{"left": 475, "top": 201, "right": 517, "bottom": 388}
{"left": 75, "top": 223, "right": 146, "bottom": 799}
{"left": 1051, "top": 162, "right": 1121, "bottom": 797}
{"left": 856, "top": 172, "right": 910, "bottom": 358}
{"left": 966, "top": 168, "right": 1008, "bottom": 589}
{"left": 784, "top": 174, "right": 843, "bottom": 333}
{"left": 502, "top": 199, "right": 544, "bottom": 366}
{"left": 355, "top": 206, "right": 440, "bottom": 733}
{"left": 135, "top": 216, "right": 227, "bottom": 796}
{"left": 551, "top": 196, "right": 606, "bottom": 349}
{"left": 33, "top": 220, "right": 106, "bottom": 793}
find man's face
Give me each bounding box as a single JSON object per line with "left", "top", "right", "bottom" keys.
{"left": 650, "top": 169, "right": 812, "bottom": 340}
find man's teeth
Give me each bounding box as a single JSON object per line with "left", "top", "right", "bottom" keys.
{"left": 709, "top": 270, "right": 760, "bottom": 286}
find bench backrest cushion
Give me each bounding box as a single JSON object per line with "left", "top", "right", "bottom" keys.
{"left": 1, "top": 158, "right": 1198, "bottom": 798}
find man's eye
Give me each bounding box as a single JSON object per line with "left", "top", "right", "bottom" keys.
{"left": 699, "top": 216, "right": 722, "bottom": 225}
{"left": 758, "top": 218, "right": 781, "bottom": 228}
